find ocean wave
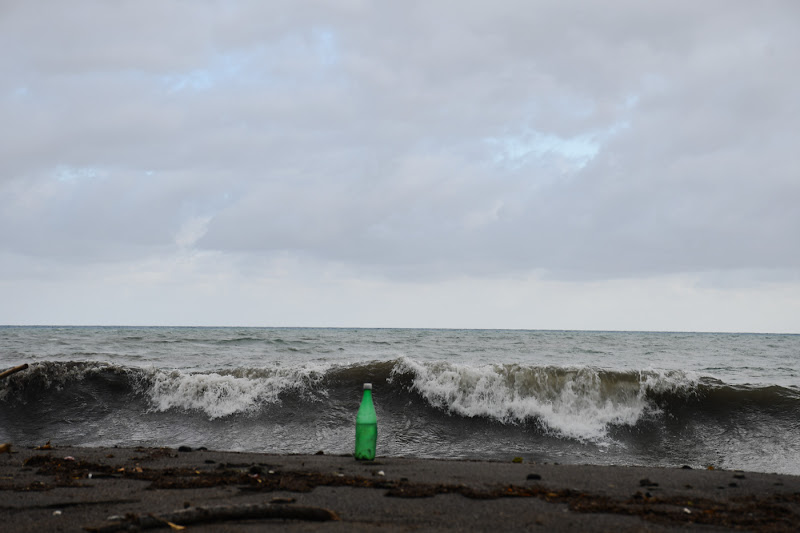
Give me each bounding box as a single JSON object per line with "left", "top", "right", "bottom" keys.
{"left": 0, "top": 361, "right": 140, "bottom": 402}
{"left": 388, "top": 357, "right": 699, "bottom": 442}
{"left": 145, "top": 365, "right": 329, "bottom": 418}
{"left": 0, "top": 361, "right": 330, "bottom": 419}
{"left": 2, "top": 359, "right": 798, "bottom": 443}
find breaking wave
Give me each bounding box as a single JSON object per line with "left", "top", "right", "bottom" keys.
{"left": 2, "top": 359, "right": 798, "bottom": 445}
{"left": 388, "top": 357, "right": 699, "bottom": 441}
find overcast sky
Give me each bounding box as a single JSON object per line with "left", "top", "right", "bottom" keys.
{"left": 2, "top": 1, "right": 799, "bottom": 332}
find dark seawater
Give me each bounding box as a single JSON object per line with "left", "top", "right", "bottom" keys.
{"left": 1, "top": 327, "right": 798, "bottom": 474}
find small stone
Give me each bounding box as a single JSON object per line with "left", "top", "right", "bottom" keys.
{"left": 315, "top": 450, "right": 325, "bottom": 455}
{"left": 512, "top": 457, "right": 523, "bottom": 463}
{"left": 527, "top": 473, "right": 542, "bottom": 480}
{"left": 178, "top": 446, "right": 192, "bottom": 452}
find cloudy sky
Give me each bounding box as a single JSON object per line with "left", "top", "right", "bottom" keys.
{"left": 2, "top": 1, "right": 799, "bottom": 332}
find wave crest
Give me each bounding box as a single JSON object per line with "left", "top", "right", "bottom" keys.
{"left": 389, "top": 357, "right": 699, "bottom": 441}
{"left": 145, "top": 365, "right": 328, "bottom": 418}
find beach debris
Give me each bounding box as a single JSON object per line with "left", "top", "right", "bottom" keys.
{"left": 512, "top": 457, "right": 523, "bottom": 463}
{"left": 9, "top": 450, "right": 800, "bottom": 531}
{"left": 84, "top": 503, "right": 339, "bottom": 532}
{"left": 64, "top": 456, "right": 75, "bottom": 461}
{"left": 52, "top": 510, "right": 62, "bottom": 516}
{"left": 35, "top": 441, "right": 53, "bottom": 450}
{"left": 377, "top": 470, "right": 385, "bottom": 476}
{"left": 0, "top": 363, "right": 28, "bottom": 380}
{"left": 0, "top": 443, "right": 11, "bottom": 454}
{"left": 683, "top": 507, "right": 692, "bottom": 514}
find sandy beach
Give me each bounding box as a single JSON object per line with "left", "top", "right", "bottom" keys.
{"left": 0, "top": 444, "right": 798, "bottom": 532}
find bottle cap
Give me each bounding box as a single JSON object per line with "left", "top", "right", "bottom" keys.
{"left": 363, "top": 383, "right": 372, "bottom": 390}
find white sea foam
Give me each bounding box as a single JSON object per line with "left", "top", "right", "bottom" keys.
{"left": 391, "top": 357, "right": 697, "bottom": 442}
{"left": 143, "top": 364, "right": 328, "bottom": 419}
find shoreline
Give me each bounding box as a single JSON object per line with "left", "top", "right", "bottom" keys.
{"left": 1, "top": 444, "right": 799, "bottom": 531}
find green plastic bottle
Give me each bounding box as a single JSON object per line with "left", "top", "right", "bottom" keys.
{"left": 354, "top": 383, "right": 377, "bottom": 460}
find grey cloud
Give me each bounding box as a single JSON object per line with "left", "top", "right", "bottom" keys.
{"left": 2, "top": 0, "right": 799, "bottom": 285}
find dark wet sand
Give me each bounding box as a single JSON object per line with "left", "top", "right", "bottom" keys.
{"left": 1, "top": 445, "right": 799, "bottom": 532}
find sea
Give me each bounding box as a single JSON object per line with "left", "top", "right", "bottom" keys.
{"left": 1, "top": 327, "right": 798, "bottom": 475}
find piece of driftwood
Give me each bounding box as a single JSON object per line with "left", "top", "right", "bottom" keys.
{"left": 84, "top": 503, "right": 339, "bottom": 532}
{"left": 0, "top": 364, "right": 28, "bottom": 380}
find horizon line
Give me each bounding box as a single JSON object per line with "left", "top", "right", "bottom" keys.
{"left": 1, "top": 324, "right": 797, "bottom": 335}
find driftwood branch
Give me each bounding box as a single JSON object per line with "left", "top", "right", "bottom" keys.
{"left": 84, "top": 503, "right": 339, "bottom": 532}
{"left": 0, "top": 364, "right": 28, "bottom": 380}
